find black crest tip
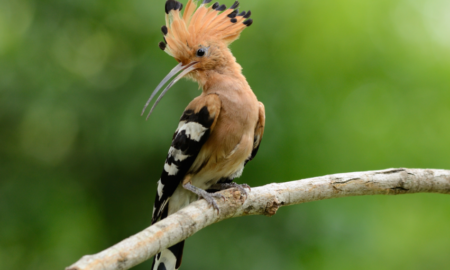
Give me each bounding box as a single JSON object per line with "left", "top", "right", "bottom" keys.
{"left": 212, "top": 2, "right": 219, "bottom": 9}
{"left": 244, "top": 10, "right": 251, "bottom": 19}
{"left": 165, "top": 0, "right": 178, "bottom": 14}
{"left": 230, "top": 18, "right": 237, "bottom": 23}
{"left": 227, "top": 9, "right": 238, "bottom": 18}
{"left": 238, "top": 10, "right": 246, "bottom": 16}
{"left": 202, "top": 0, "right": 212, "bottom": 4}
{"left": 243, "top": 18, "right": 253, "bottom": 27}
{"left": 161, "top": 25, "right": 168, "bottom": 35}
{"left": 165, "top": 0, "right": 182, "bottom": 14}
{"left": 159, "top": 41, "right": 166, "bottom": 50}
{"left": 230, "top": 1, "right": 239, "bottom": 9}
{"left": 216, "top": 4, "right": 226, "bottom": 11}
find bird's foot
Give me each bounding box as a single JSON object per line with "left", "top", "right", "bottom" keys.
{"left": 183, "top": 183, "right": 226, "bottom": 213}
{"left": 210, "top": 182, "right": 251, "bottom": 198}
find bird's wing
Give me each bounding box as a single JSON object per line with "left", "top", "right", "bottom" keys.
{"left": 152, "top": 93, "right": 221, "bottom": 224}
{"left": 245, "top": 101, "right": 265, "bottom": 165}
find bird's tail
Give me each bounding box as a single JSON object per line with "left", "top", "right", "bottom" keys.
{"left": 151, "top": 191, "right": 188, "bottom": 270}
{"left": 152, "top": 241, "right": 185, "bottom": 270}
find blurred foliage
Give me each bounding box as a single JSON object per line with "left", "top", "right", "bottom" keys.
{"left": 1, "top": 0, "right": 450, "bottom": 269}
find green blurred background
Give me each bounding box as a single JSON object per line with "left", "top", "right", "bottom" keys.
{"left": 1, "top": 0, "right": 450, "bottom": 269}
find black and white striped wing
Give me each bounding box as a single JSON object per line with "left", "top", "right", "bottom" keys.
{"left": 152, "top": 104, "right": 219, "bottom": 224}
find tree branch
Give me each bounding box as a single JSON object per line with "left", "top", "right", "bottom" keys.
{"left": 66, "top": 168, "right": 450, "bottom": 270}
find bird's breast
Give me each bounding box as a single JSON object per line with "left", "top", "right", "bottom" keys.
{"left": 189, "top": 86, "right": 260, "bottom": 189}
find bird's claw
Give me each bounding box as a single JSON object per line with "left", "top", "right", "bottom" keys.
{"left": 229, "top": 183, "right": 251, "bottom": 198}
{"left": 183, "top": 183, "right": 224, "bottom": 213}
{"left": 213, "top": 192, "right": 227, "bottom": 201}
{"left": 210, "top": 182, "right": 251, "bottom": 198}
{"left": 201, "top": 192, "right": 225, "bottom": 213}
{"left": 241, "top": 183, "right": 251, "bottom": 191}
{"left": 237, "top": 183, "right": 251, "bottom": 197}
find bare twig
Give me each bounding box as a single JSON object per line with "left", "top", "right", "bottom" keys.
{"left": 66, "top": 168, "right": 450, "bottom": 270}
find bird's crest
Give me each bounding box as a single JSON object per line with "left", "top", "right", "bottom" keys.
{"left": 141, "top": 0, "right": 253, "bottom": 119}
{"left": 159, "top": 0, "right": 253, "bottom": 58}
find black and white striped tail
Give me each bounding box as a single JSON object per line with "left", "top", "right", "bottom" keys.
{"left": 152, "top": 241, "right": 185, "bottom": 270}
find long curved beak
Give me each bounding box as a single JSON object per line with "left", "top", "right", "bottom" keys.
{"left": 141, "top": 61, "right": 198, "bottom": 120}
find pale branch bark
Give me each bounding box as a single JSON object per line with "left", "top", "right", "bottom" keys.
{"left": 66, "top": 168, "right": 450, "bottom": 270}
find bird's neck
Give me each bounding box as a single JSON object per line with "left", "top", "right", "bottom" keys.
{"left": 196, "top": 59, "right": 249, "bottom": 93}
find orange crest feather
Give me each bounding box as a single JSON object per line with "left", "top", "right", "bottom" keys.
{"left": 159, "top": 0, "right": 253, "bottom": 59}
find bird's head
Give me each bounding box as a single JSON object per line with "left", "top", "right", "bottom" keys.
{"left": 142, "top": 0, "right": 253, "bottom": 119}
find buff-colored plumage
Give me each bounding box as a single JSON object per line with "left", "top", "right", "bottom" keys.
{"left": 147, "top": 1, "right": 262, "bottom": 269}
{"left": 187, "top": 72, "right": 264, "bottom": 189}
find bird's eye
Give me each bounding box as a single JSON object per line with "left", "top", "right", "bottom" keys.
{"left": 197, "top": 48, "right": 206, "bottom": 57}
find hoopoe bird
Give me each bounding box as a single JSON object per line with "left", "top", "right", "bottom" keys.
{"left": 142, "top": 1, "right": 265, "bottom": 269}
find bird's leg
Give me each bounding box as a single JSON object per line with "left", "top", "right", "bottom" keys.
{"left": 209, "top": 182, "right": 251, "bottom": 197}
{"left": 183, "top": 182, "right": 226, "bottom": 213}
